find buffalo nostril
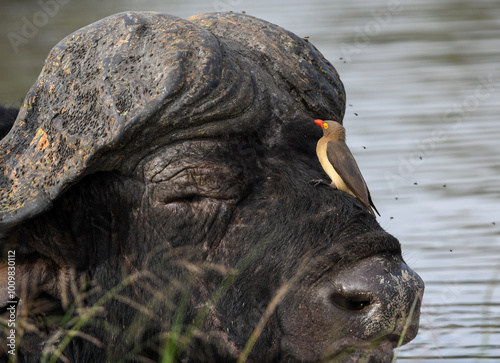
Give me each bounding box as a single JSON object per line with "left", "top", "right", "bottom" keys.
{"left": 330, "top": 292, "right": 372, "bottom": 312}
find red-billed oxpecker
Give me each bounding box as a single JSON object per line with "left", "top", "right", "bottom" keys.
{"left": 314, "top": 119, "right": 380, "bottom": 217}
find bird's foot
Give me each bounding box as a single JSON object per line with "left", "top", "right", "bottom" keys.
{"left": 309, "top": 179, "right": 331, "bottom": 187}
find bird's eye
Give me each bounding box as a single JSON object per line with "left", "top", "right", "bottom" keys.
{"left": 324, "top": 123, "right": 329, "bottom": 130}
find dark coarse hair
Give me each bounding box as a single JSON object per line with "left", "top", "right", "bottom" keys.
{"left": 0, "top": 105, "right": 18, "bottom": 139}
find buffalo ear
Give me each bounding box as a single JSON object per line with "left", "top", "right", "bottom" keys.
{"left": 0, "top": 12, "right": 224, "bottom": 229}
{"left": 0, "top": 257, "right": 73, "bottom": 309}
{"left": 0, "top": 106, "right": 18, "bottom": 139}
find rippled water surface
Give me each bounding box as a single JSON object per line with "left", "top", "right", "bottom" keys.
{"left": 1, "top": 0, "right": 499, "bottom": 361}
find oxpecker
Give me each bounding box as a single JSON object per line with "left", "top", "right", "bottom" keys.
{"left": 314, "top": 119, "right": 380, "bottom": 217}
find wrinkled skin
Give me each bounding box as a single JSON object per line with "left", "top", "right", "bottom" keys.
{"left": 0, "top": 12, "right": 424, "bottom": 362}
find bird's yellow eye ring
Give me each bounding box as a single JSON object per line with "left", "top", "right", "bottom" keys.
{"left": 323, "top": 123, "right": 329, "bottom": 130}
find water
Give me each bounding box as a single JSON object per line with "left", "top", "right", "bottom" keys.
{"left": 1, "top": 0, "right": 499, "bottom": 361}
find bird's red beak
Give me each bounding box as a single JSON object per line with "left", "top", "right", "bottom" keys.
{"left": 314, "top": 119, "right": 323, "bottom": 127}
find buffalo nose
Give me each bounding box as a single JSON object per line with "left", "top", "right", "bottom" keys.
{"left": 328, "top": 255, "right": 424, "bottom": 344}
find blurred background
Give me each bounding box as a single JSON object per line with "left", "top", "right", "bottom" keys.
{"left": 1, "top": 0, "right": 499, "bottom": 361}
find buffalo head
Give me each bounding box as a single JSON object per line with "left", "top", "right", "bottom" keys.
{"left": 0, "top": 12, "right": 423, "bottom": 362}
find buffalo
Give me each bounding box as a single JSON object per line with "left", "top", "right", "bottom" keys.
{"left": 0, "top": 12, "right": 424, "bottom": 362}
{"left": 0, "top": 106, "right": 17, "bottom": 140}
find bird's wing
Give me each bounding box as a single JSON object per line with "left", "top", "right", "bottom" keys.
{"left": 326, "top": 141, "right": 371, "bottom": 207}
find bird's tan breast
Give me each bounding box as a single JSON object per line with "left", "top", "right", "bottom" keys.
{"left": 316, "top": 139, "right": 353, "bottom": 196}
